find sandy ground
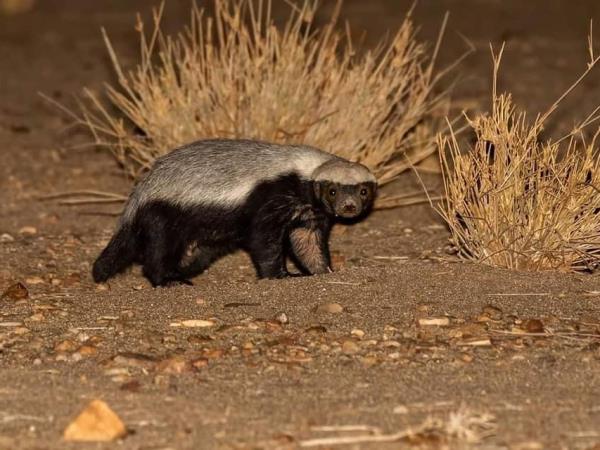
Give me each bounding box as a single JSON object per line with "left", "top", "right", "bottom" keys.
{"left": 1, "top": 1, "right": 600, "bottom": 449}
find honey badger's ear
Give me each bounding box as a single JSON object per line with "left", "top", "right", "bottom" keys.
{"left": 371, "top": 181, "right": 378, "bottom": 195}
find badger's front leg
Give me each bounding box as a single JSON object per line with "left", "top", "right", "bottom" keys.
{"left": 289, "top": 208, "right": 332, "bottom": 275}
{"left": 247, "top": 227, "right": 289, "bottom": 278}
{"left": 247, "top": 200, "right": 292, "bottom": 279}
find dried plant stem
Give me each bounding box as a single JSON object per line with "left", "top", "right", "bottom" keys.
{"left": 299, "top": 427, "right": 419, "bottom": 447}
{"left": 71, "top": 0, "right": 457, "bottom": 187}
{"left": 439, "top": 28, "right": 600, "bottom": 272}
{"left": 38, "top": 190, "right": 127, "bottom": 201}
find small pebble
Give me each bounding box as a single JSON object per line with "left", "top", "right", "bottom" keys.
{"left": 104, "top": 368, "right": 130, "bottom": 377}
{"left": 0, "top": 233, "right": 14, "bottom": 243}
{"left": 63, "top": 399, "right": 126, "bottom": 442}
{"left": 393, "top": 405, "right": 409, "bottom": 414}
{"left": 482, "top": 305, "right": 503, "bottom": 321}
{"left": 275, "top": 312, "right": 289, "bottom": 324}
{"left": 77, "top": 332, "right": 90, "bottom": 343}
{"left": 524, "top": 319, "right": 544, "bottom": 333}
{"left": 458, "top": 338, "right": 492, "bottom": 347}
{"left": 460, "top": 353, "right": 474, "bottom": 363}
{"left": 28, "top": 313, "right": 44, "bottom": 322}
{"left": 0, "top": 322, "right": 23, "bottom": 327}
{"left": 25, "top": 276, "right": 44, "bottom": 285}
{"left": 351, "top": 329, "right": 365, "bottom": 338}
{"left": 18, "top": 226, "right": 37, "bottom": 236}
{"left": 317, "top": 303, "right": 344, "bottom": 314}
{"left": 171, "top": 319, "right": 215, "bottom": 328}
{"left": 120, "top": 380, "right": 142, "bottom": 392}
{"left": 342, "top": 340, "right": 360, "bottom": 354}
{"left": 156, "top": 356, "right": 189, "bottom": 374}
{"left": 418, "top": 317, "right": 450, "bottom": 327}
{"left": 1, "top": 282, "right": 29, "bottom": 301}
{"left": 191, "top": 358, "right": 208, "bottom": 369}
{"left": 55, "top": 339, "right": 78, "bottom": 352}
{"left": 360, "top": 356, "right": 377, "bottom": 366}
{"left": 77, "top": 345, "right": 98, "bottom": 356}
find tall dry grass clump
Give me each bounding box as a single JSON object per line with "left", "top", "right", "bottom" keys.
{"left": 79, "top": 0, "right": 453, "bottom": 186}
{"left": 439, "top": 44, "right": 600, "bottom": 271}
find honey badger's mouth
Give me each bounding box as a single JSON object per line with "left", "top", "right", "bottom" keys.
{"left": 337, "top": 213, "right": 359, "bottom": 219}
{"left": 335, "top": 206, "right": 361, "bottom": 219}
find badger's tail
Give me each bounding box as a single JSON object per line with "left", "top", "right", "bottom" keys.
{"left": 92, "top": 224, "right": 138, "bottom": 283}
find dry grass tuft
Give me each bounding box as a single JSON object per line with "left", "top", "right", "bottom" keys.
{"left": 440, "top": 42, "right": 600, "bottom": 271}
{"left": 78, "top": 0, "right": 456, "bottom": 185}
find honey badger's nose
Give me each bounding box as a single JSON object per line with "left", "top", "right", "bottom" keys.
{"left": 343, "top": 202, "right": 357, "bottom": 213}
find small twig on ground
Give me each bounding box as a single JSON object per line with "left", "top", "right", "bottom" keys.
{"left": 310, "top": 425, "right": 382, "bottom": 434}
{"left": 584, "top": 290, "right": 600, "bottom": 296}
{"left": 489, "top": 329, "right": 549, "bottom": 338}
{"left": 372, "top": 256, "right": 409, "bottom": 261}
{"left": 77, "top": 211, "right": 122, "bottom": 217}
{"left": 0, "top": 412, "right": 47, "bottom": 423}
{"left": 73, "top": 327, "right": 110, "bottom": 331}
{"left": 58, "top": 198, "right": 125, "bottom": 205}
{"left": 37, "top": 190, "right": 127, "bottom": 201}
{"left": 564, "top": 431, "right": 600, "bottom": 438}
{"left": 486, "top": 293, "right": 551, "bottom": 297}
{"left": 489, "top": 329, "right": 600, "bottom": 340}
{"left": 299, "top": 425, "right": 426, "bottom": 447}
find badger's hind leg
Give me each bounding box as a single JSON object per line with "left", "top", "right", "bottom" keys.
{"left": 247, "top": 212, "right": 289, "bottom": 279}
{"left": 142, "top": 228, "right": 188, "bottom": 287}
{"left": 247, "top": 228, "right": 288, "bottom": 279}
{"left": 137, "top": 208, "right": 189, "bottom": 287}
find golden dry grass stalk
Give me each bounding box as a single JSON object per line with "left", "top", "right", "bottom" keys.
{"left": 79, "top": 0, "right": 451, "bottom": 185}
{"left": 439, "top": 44, "right": 600, "bottom": 271}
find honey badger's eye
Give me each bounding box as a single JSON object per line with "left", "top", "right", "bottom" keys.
{"left": 329, "top": 188, "right": 337, "bottom": 197}
{"left": 360, "top": 188, "right": 368, "bottom": 196}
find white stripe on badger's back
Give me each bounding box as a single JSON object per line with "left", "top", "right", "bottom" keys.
{"left": 121, "top": 139, "right": 336, "bottom": 223}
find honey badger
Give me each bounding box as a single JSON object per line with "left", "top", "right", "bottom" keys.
{"left": 92, "top": 139, "right": 377, "bottom": 286}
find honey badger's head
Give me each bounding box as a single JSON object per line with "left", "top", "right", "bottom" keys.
{"left": 312, "top": 159, "right": 377, "bottom": 219}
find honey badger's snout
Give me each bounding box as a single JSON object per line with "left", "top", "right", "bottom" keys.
{"left": 342, "top": 200, "right": 357, "bottom": 214}
{"left": 334, "top": 194, "right": 362, "bottom": 218}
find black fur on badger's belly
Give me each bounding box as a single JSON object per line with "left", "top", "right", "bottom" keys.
{"left": 93, "top": 174, "right": 332, "bottom": 286}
